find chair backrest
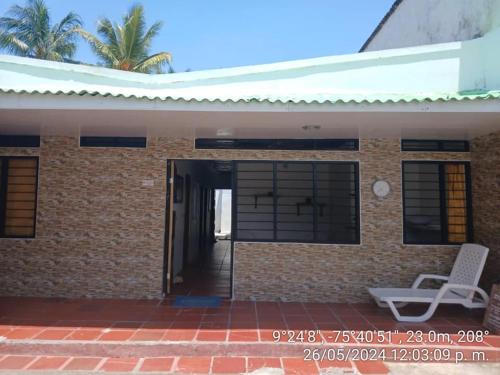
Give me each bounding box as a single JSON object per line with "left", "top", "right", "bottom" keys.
{"left": 448, "top": 244, "right": 489, "bottom": 289}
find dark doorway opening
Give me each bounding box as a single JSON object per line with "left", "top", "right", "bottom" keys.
{"left": 164, "top": 160, "right": 233, "bottom": 298}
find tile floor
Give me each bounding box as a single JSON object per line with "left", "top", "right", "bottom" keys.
{"left": 0, "top": 354, "right": 393, "bottom": 373}
{"left": 0, "top": 297, "right": 498, "bottom": 374}
{"left": 172, "top": 240, "right": 231, "bottom": 298}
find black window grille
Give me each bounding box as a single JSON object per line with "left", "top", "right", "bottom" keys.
{"left": 402, "top": 161, "right": 472, "bottom": 244}
{"left": 401, "top": 140, "right": 469, "bottom": 152}
{"left": 0, "top": 135, "right": 40, "bottom": 147}
{"left": 0, "top": 157, "right": 39, "bottom": 238}
{"left": 196, "top": 138, "right": 359, "bottom": 151}
{"left": 234, "top": 161, "right": 360, "bottom": 244}
{"left": 80, "top": 137, "right": 147, "bottom": 148}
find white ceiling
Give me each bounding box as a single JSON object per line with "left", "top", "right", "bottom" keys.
{"left": 1, "top": 108, "right": 499, "bottom": 140}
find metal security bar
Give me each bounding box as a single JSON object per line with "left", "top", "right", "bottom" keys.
{"left": 80, "top": 137, "right": 147, "bottom": 148}
{"left": 234, "top": 161, "right": 360, "bottom": 244}
{"left": 402, "top": 161, "right": 472, "bottom": 244}
{"left": 0, "top": 135, "right": 40, "bottom": 147}
{"left": 0, "top": 157, "right": 39, "bottom": 238}
{"left": 401, "top": 140, "right": 470, "bottom": 152}
{"left": 196, "top": 139, "right": 359, "bottom": 151}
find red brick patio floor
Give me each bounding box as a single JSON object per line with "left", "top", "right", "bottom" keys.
{"left": 0, "top": 297, "right": 498, "bottom": 374}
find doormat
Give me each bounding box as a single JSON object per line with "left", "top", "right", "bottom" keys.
{"left": 172, "top": 296, "right": 221, "bottom": 308}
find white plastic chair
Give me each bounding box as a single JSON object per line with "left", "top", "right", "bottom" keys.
{"left": 368, "top": 244, "right": 490, "bottom": 322}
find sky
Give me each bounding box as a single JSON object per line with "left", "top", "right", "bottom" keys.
{"left": 0, "top": 0, "right": 395, "bottom": 72}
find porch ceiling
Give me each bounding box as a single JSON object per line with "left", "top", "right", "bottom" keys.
{"left": 1, "top": 107, "right": 500, "bottom": 140}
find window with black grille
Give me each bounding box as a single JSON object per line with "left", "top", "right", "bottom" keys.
{"left": 80, "top": 137, "right": 146, "bottom": 148}
{"left": 235, "top": 162, "right": 275, "bottom": 241}
{"left": 0, "top": 135, "right": 40, "bottom": 147}
{"left": 235, "top": 161, "right": 359, "bottom": 243}
{"left": 402, "top": 161, "right": 472, "bottom": 244}
{"left": 0, "top": 157, "right": 38, "bottom": 238}
{"left": 196, "top": 139, "right": 359, "bottom": 151}
{"left": 401, "top": 140, "right": 469, "bottom": 152}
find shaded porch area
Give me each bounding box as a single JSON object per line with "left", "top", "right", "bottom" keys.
{"left": 0, "top": 297, "right": 498, "bottom": 374}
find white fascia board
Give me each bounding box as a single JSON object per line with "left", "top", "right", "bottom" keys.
{"left": 0, "top": 93, "right": 500, "bottom": 113}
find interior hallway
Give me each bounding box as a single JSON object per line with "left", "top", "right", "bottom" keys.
{"left": 172, "top": 240, "right": 231, "bottom": 298}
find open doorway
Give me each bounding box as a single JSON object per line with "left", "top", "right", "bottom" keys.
{"left": 215, "top": 189, "right": 232, "bottom": 240}
{"left": 164, "top": 160, "right": 232, "bottom": 298}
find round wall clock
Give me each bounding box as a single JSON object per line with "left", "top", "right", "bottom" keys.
{"left": 372, "top": 180, "right": 391, "bottom": 198}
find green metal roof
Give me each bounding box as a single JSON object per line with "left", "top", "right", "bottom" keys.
{"left": 1, "top": 27, "right": 500, "bottom": 106}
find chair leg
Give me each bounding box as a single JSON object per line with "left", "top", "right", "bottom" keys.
{"left": 386, "top": 300, "right": 404, "bottom": 321}
{"left": 375, "top": 299, "right": 409, "bottom": 309}
{"left": 463, "top": 288, "right": 490, "bottom": 308}
{"left": 386, "top": 300, "right": 438, "bottom": 323}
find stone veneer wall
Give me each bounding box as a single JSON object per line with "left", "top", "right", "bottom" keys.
{"left": 471, "top": 131, "right": 500, "bottom": 290}
{"left": 233, "top": 139, "right": 471, "bottom": 302}
{"left": 0, "top": 137, "right": 473, "bottom": 301}
{"left": 0, "top": 137, "right": 167, "bottom": 298}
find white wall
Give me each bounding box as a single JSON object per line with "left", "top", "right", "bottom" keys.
{"left": 215, "top": 189, "right": 232, "bottom": 235}
{"left": 363, "top": 0, "right": 500, "bottom": 51}
{"left": 221, "top": 190, "right": 232, "bottom": 234}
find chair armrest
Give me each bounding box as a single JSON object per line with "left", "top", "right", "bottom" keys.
{"left": 412, "top": 274, "right": 449, "bottom": 289}
{"left": 438, "top": 283, "right": 489, "bottom": 302}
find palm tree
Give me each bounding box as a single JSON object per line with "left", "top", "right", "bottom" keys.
{"left": 79, "top": 4, "right": 171, "bottom": 73}
{"left": 0, "top": 0, "right": 82, "bottom": 61}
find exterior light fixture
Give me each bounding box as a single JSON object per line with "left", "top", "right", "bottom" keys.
{"left": 216, "top": 128, "right": 234, "bottom": 137}
{"left": 302, "top": 125, "right": 321, "bottom": 131}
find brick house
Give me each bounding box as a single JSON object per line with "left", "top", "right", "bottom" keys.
{"left": 0, "top": 23, "right": 499, "bottom": 303}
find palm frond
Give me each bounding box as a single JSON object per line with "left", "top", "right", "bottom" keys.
{"left": 49, "top": 12, "right": 82, "bottom": 60}
{"left": 54, "top": 42, "right": 75, "bottom": 60}
{"left": 51, "top": 31, "right": 79, "bottom": 59}
{"left": 52, "top": 25, "right": 81, "bottom": 45}
{"left": 0, "top": 9, "right": 36, "bottom": 54}
{"left": 78, "top": 28, "right": 118, "bottom": 66}
{"left": 0, "top": 32, "right": 29, "bottom": 55}
{"left": 78, "top": 3, "right": 171, "bottom": 73}
{"left": 142, "top": 20, "right": 161, "bottom": 50}
{"left": 30, "top": 0, "right": 50, "bottom": 57}
{"left": 123, "top": 5, "right": 146, "bottom": 61}
{"left": 0, "top": 16, "right": 24, "bottom": 31}
{"left": 114, "top": 23, "right": 127, "bottom": 66}
{"left": 96, "top": 18, "right": 116, "bottom": 45}
{"left": 51, "top": 11, "right": 82, "bottom": 38}
{"left": 96, "top": 19, "right": 122, "bottom": 63}
{"left": 0, "top": 0, "right": 81, "bottom": 61}
{"left": 133, "top": 51, "right": 171, "bottom": 73}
